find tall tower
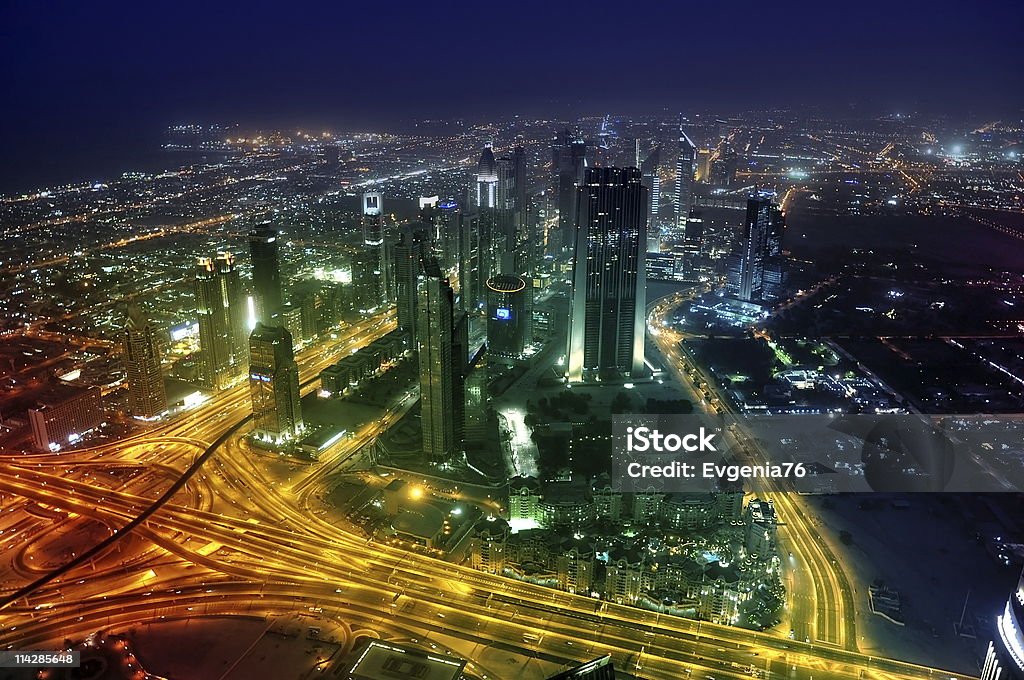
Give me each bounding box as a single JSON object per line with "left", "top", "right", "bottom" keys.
{"left": 567, "top": 167, "right": 648, "bottom": 382}
{"left": 416, "top": 259, "right": 457, "bottom": 464}
{"left": 248, "top": 323, "right": 303, "bottom": 445}
{"left": 640, "top": 146, "right": 662, "bottom": 251}
{"left": 123, "top": 306, "right": 167, "bottom": 419}
{"left": 393, "top": 224, "right": 427, "bottom": 336}
{"left": 249, "top": 226, "right": 283, "bottom": 323}
{"left": 675, "top": 127, "right": 696, "bottom": 234}
{"left": 361, "top": 191, "right": 384, "bottom": 246}
{"left": 195, "top": 255, "right": 245, "bottom": 389}
{"left": 476, "top": 143, "right": 499, "bottom": 209}
{"left": 216, "top": 252, "right": 247, "bottom": 364}
{"left": 981, "top": 568, "right": 1024, "bottom": 680}
{"left": 726, "top": 195, "right": 777, "bottom": 303}
{"left": 360, "top": 191, "right": 389, "bottom": 307}
{"left": 553, "top": 128, "right": 587, "bottom": 251}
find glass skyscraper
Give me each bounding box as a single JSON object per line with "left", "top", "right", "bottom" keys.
{"left": 567, "top": 166, "right": 648, "bottom": 382}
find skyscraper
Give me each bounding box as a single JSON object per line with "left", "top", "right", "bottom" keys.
{"left": 640, "top": 146, "right": 662, "bottom": 251}
{"left": 248, "top": 323, "right": 303, "bottom": 445}
{"left": 567, "top": 167, "right": 648, "bottom": 382}
{"left": 476, "top": 143, "right": 499, "bottom": 209}
{"left": 359, "top": 191, "right": 389, "bottom": 307}
{"left": 553, "top": 127, "right": 587, "bottom": 251}
{"left": 726, "top": 195, "right": 780, "bottom": 303}
{"left": 123, "top": 306, "right": 167, "bottom": 419}
{"left": 485, "top": 274, "right": 530, "bottom": 360}
{"left": 195, "top": 254, "right": 245, "bottom": 389}
{"left": 981, "top": 568, "right": 1024, "bottom": 680}
{"left": 416, "top": 258, "right": 457, "bottom": 464}
{"left": 393, "top": 224, "right": 428, "bottom": 335}
{"left": 675, "top": 128, "right": 696, "bottom": 233}
{"left": 217, "top": 252, "right": 248, "bottom": 363}
{"left": 249, "top": 226, "right": 283, "bottom": 322}
{"left": 361, "top": 191, "right": 384, "bottom": 246}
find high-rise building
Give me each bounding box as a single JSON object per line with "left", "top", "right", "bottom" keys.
{"left": 566, "top": 167, "right": 648, "bottom": 382}
{"left": 640, "top": 146, "right": 662, "bottom": 251}
{"left": 29, "top": 386, "right": 105, "bottom": 452}
{"left": 459, "top": 208, "right": 485, "bottom": 315}
{"left": 393, "top": 225, "right": 428, "bottom": 335}
{"left": 675, "top": 128, "right": 697, "bottom": 232}
{"left": 216, "top": 252, "right": 248, "bottom": 363}
{"left": 361, "top": 191, "right": 384, "bottom": 246}
{"left": 726, "top": 195, "right": 781, "bottom": 303}
{"left": 195, "top": 255, "right": 246, "bottom": 389}
{"left": 359, "top": 191, "right": 389, "bottom": 307}
{"left": 431, "top": 199, "right": 462, "bottom": 276}
{"left": 476, "top": 143, "right": 499, "bottom": 209}
{"left": 248, "top": 323, "right": 303, "bottom": 445}
{"left": 416, "top": 259, "right": 458, "bottom": 464}
{"left": 553, "top": 127, "right": 587, "bottom": 251}
{"left": 123, "top": 306, "right": 167, "bottom": 418}
{"left": 249, "top": 226, "right": 283, "bottom": 322}
{"left": 680, "top": 206, "right": 705, "bottom": 278}
{"left": 982, "top": 568, "right": 1024, "bottom": 680}
{"left": 512, "top": 139, "right": 528, "bottom": 226}
{"left": 485, "top": 274, "right": 530, "bottom": 360}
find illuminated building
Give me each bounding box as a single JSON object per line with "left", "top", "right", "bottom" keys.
{"left": 745, "top": 498, "right": 778, "bottom": 557}
{"left": 463, "top": 359, "right": 488, "bottom": 447}
{"left": 646, "top": 252, "right": 677, "bottom": 281}
{"left": 359, "top": 191, "right": 389, "bottom": 307}
{"left": 471, "top": 517, "right": 509, "bottom": 574}
{"left": 122, "top": 305, "right": 167, "bottom": 418}
{"left": 512, "top": 139, "right": 528, "bottom": 229}
{"left": 553, "top": 127, "right": 587, "bottom": 251}
{"left": 393, "top": 224, "right": 428, "bottom": 335}
{"left": 676, "top": 127, "right": 696, "bottom": 232}
{"left": 28, "top": 386, "right": 105, "bottom": 452}
{"left": 476, "top": 142, "right": 498, "bottom": 209}
{"left": 194, "top": 254, "right": 246, "bottom": 389}
{"left": 485, "top": 274, "right": 530, "bottom": 360}
{"left": 982, "top": 568, "right": 1024, "bottom": 680}
{"left": 248, "top": 226, "right": 283, "bottom": 322}
{"left": 640, "top": 145, "right": 661, "bottom": 250}
{"left": 360, "top": 191, "right": 384, "bottom": 246}
{"left": 567, "top": 166, "right": 648, "bottom": 382}
{"left": 604, "top": 545, "right": 645, "bottom": 604}
{"left": 679, "top": 206, "right": 704, "bottom": 279}
{"left": 726, "top": 195, "right": 781, "bottom": 303}
{"left": 248, "top": 323, "right": 303, "bottom": 445}
{"left": 416, "top": 258, "right": 458, "bottom": 464}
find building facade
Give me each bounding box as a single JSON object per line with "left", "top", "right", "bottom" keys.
{"left": 567, "top": 166, "right": 648, "bottom": 382}
{"left": 248, "top": 323, "right": 303, "bottom": 445}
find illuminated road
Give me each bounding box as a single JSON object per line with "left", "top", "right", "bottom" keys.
{"left": 645, "top": 289, "right": 856, "bottom": 652}
{"left": 0, "top": 304, "right": 968, "bottom": 679}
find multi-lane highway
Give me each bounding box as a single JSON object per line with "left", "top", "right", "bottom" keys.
{"left": 0, "top": 304, "right": 971, "bottom": 679}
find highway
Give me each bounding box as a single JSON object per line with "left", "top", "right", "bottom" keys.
{"left": 646, "top": 289, "right": 856, "bottom": 651}
{"left": 0, "top": 304, "right": 972, "bottom": 679}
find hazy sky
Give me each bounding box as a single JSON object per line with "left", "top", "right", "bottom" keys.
{"left": 1, "top": 0, "right": 1021, "bottom": 192}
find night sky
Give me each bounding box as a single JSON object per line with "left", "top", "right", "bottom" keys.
{"left": 1, "top": 0, "right": 1021, "bottom": 193}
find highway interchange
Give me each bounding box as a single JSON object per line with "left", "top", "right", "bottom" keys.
{"left": 0, "top": 304, "right": 976, "bottom": 679}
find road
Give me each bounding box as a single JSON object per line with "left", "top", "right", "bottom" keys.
{"left": 0, "top": 304, "right": 970, "bottom": 679}
{"left": 645, "top": 288, "right": 857, "bottom": 652}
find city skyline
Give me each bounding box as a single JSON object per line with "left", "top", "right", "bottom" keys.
{"left": 2, "top": 1, "right": 1022, "bottom": 193}
{"left": 1, "top": 5, "right": 1023, "bottom": 677}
